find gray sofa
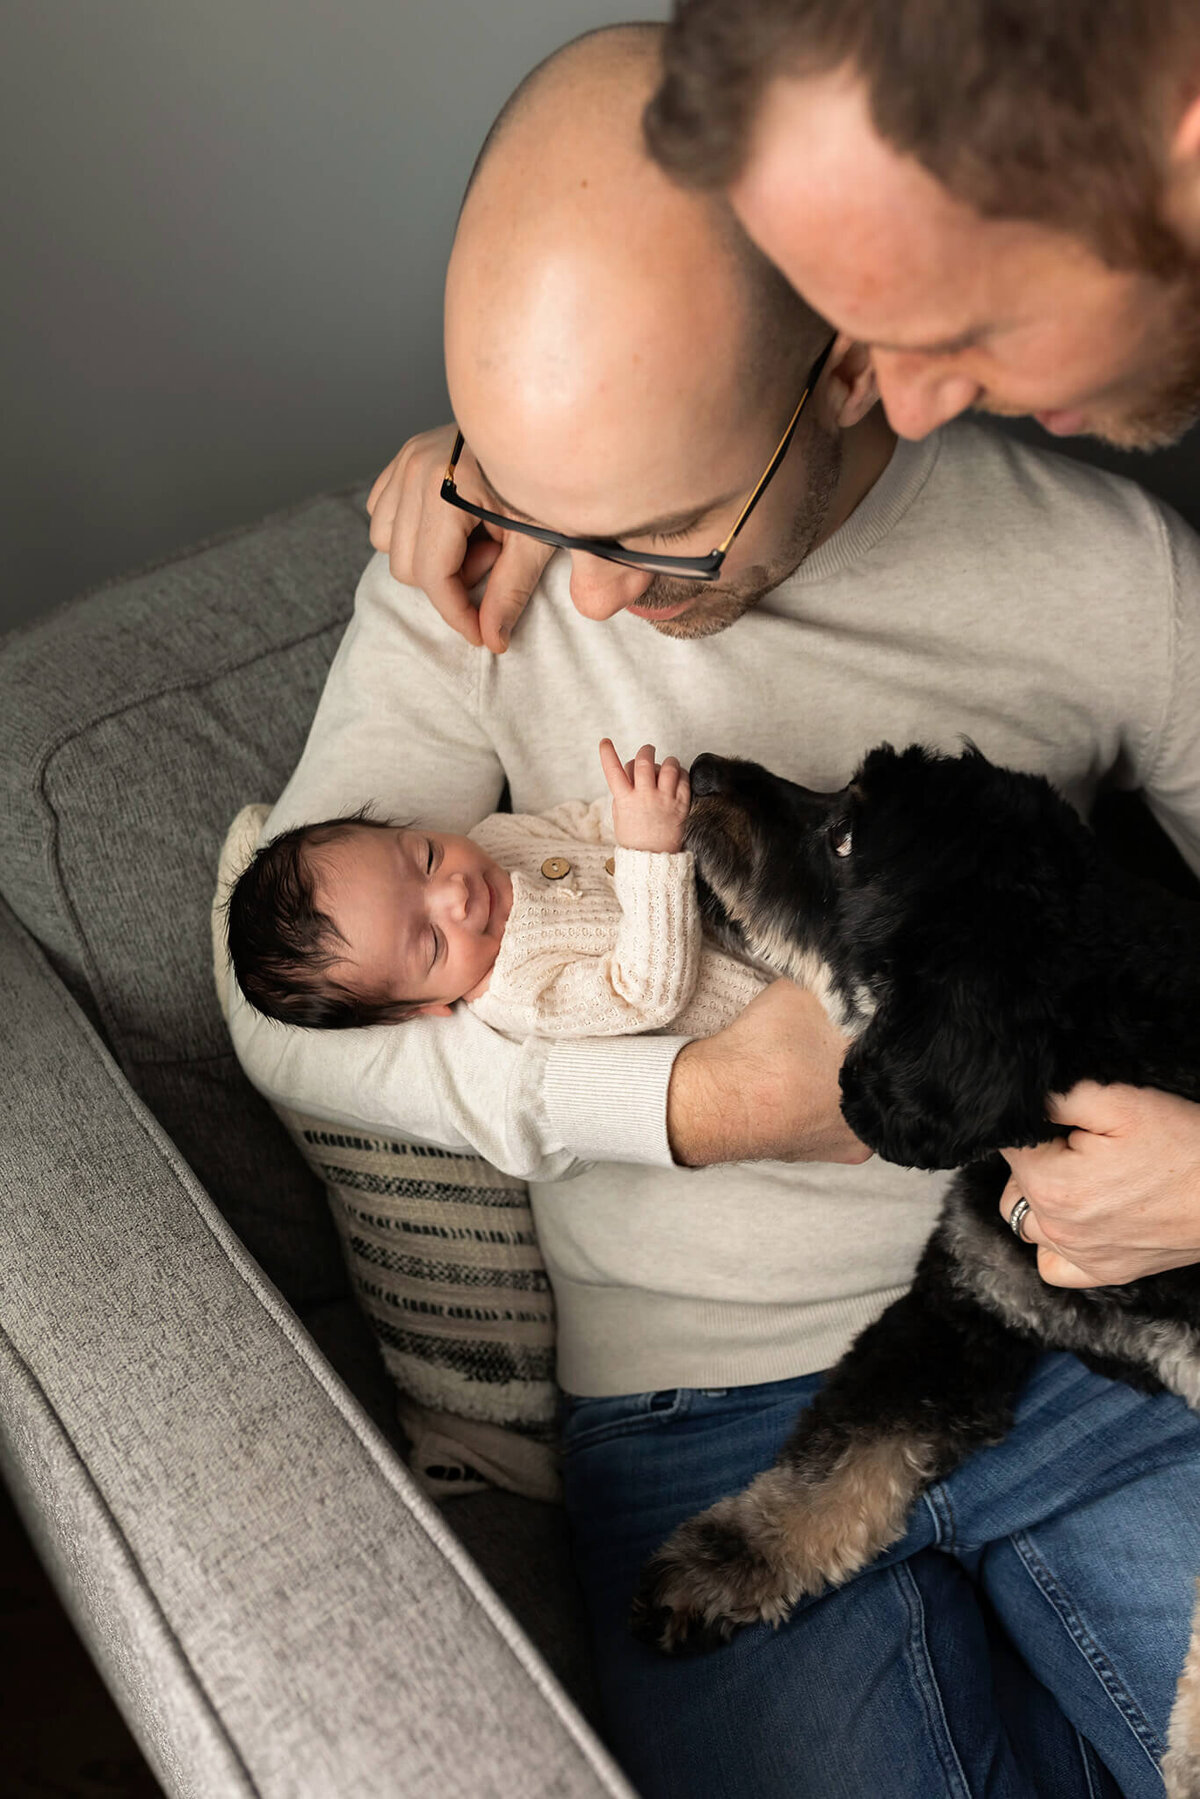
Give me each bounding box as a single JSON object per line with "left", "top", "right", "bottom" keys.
{"left": 0, "top": 490, "right": 633, "bottom": 1798}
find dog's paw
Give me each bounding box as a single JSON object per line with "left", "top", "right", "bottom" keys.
{"left": 630, "top": 1444, "right": 928, "bottom": 1656}
{"left": 630, "top": 1487, "right": 801, "bottom": 1656}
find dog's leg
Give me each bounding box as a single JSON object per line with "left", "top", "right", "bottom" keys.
{"left": 1165, "top": 1583, "right": 1200, "bottom": 1799}
{"left": 631, "top": 1235, "right": 1040, "bottom": 1655}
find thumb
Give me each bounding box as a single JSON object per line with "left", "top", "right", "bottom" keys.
{"left": 1036, "top": 1244, "right": 1103, "bottom": 1289}
{"left": 477, "top": 534, "right": 553, "bottom": 653}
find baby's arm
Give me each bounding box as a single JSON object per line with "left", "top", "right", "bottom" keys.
{"left": 470, "top": 742, "right": 701, "bottom": 1038}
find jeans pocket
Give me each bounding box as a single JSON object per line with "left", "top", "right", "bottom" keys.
{"left": 561, "top": 1387, "right": 692, "bottom": 1453}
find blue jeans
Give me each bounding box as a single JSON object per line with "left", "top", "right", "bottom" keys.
{"left": 562, "top": 1353, "right": 1200, "bottom": 1799}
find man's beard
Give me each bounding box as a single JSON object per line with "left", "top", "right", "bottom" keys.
{"left": 1091, "top": 316, "right": 1200, "bottom": 450}
{"left": 1018, "top": 272, "right": 1200, "bottom": 453}
{"left": 632, "top": 431, "right": 844, "bottom": 640}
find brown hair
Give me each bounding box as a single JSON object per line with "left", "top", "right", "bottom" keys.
{"left": 646, "top": 0, "right": 1200, "bottom": 276}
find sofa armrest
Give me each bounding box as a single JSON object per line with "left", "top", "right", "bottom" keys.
{"left": 0, "top": 900, "right": 632, "bottom": 1799}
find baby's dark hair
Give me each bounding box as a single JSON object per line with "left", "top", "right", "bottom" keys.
{"left": 225, "top": 809, "right": 419, "bottom": 1029}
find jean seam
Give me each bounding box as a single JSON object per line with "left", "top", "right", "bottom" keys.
{"left": 923, "top": 1479, "right": 956, "bottom": 1550}
{"left": 892, "top": 1561, "right": 974, "bottom": 1799}
{"left": 1009, "top": 1529, "right": 1166, "bottom": 1773}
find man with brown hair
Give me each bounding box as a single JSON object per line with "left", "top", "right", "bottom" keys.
{"left": 647, "top": 0, "right": 1200, "bottom": 449}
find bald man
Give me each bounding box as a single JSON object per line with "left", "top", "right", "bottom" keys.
{"left": 233, "top": 27, "right": 1200, "bottom": 1799}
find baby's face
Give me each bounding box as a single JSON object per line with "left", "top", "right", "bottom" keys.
{"left": 312, "top": 824, "right": 513, "bottom": 1014}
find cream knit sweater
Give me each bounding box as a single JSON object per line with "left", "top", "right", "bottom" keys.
{"left": 468, "top": 798, "right": 764, "bottom": 1039}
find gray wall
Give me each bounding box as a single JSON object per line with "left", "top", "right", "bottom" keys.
{"left": 2, "top": 0, "right": 1197, "bottom": 633}
{"left": 2, "top": 1, "right": 668, "bottom": 630}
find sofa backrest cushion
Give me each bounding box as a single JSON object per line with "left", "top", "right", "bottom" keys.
{"left": 0, "top": 492, "right": 370, "bottom": 1306}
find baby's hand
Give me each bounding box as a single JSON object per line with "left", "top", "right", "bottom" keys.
{"left": 599, "top": 739, "right": 691, "bottom": 853}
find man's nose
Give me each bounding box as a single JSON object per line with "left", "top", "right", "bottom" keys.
{"left": 568, "top": 552, "right": 654, "bottom": 620}
{"left": 871, "top": 352, "right": 982, "bottom": 439}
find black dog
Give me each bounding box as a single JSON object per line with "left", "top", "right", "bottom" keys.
{"left": 632, "top": 744, "right": 1200, "bottom": 1790}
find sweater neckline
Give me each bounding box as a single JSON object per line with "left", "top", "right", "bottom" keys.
{"left": 787, "top": 428, "right": 941, "bottom": 586}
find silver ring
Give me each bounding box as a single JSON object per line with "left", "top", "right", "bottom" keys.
{"left": 1008, "top": 1196, "right": 1032, "bottom": 1242}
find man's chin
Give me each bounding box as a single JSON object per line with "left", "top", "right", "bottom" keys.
{"left": 626, "top": 573, "right": 776, "bottom": 640}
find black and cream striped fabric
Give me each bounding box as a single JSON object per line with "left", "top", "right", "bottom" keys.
{"left": 214, "top": 806, "right": 560, "bottom": 1503}
{"left": 275, "top": 1108, "right": 560, "bottom": 1500}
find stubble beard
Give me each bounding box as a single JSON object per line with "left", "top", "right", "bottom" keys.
{"left": 633, "top": 431, "right": 845, "bottom": 640}
{"left": 985, "top": 272, "right": 1200, "bottom": 452}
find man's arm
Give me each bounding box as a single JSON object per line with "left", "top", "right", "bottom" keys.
{"left": 668, "top": 979, "right": 873, "bottom": 1167}
{"left": 1005, "top": 502, "right": 1200, "bottom": 1284}
{"left": 228, "top": 552, "right": 684, "bottom": 1181}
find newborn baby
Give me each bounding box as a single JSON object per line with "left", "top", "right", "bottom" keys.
{"left": 226, "top": 740, "right": 764, "bottom": 1040}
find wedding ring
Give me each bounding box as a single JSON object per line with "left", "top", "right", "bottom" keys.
{"left": 1008, "top": 1196, "right": 1033, "bottom": 1242}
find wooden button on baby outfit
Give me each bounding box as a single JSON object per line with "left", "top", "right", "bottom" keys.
{"left": 605, "top": 857, "right": 615, "bottom": 876}
{"left": 541, "top": 856, "right": 571, "bottom": 881}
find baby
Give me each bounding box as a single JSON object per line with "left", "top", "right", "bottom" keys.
{"left": 225, "top": 739, "right": 764, "bottom": 1040}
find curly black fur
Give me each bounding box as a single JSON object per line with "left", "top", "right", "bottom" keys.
{"left": 633, "top": 744, "right": 1200, "bottom": 1670}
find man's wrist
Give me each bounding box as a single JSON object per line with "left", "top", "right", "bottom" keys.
{"left": 667, "top": 1035, "right": 755, "bottom": 1167}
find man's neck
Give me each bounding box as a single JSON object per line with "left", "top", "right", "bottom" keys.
{"left": 812, "top": 404, "right": 898, "bottom": 553}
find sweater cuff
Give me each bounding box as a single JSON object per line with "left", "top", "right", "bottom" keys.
{"left": 541, "top": 1034, "right": 687, "bottom": 1168}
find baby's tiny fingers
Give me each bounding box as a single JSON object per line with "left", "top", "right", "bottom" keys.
{"left": 634, "top": 744, "right": 658, "bottom": 789}
{"left": 598, "top": 737, "right": 632, "bottom": 794}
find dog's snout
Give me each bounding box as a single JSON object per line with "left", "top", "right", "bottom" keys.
{"left": 689, "top": 754, "right": 728, "bottom": 798}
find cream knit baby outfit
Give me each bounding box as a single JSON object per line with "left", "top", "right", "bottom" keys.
{"left": 468, "top": 797, "right": 764, "bottom": 1040}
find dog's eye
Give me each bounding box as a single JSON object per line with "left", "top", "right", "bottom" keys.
{"left": 829, "top": 822, "right": 853, "bottom": 859}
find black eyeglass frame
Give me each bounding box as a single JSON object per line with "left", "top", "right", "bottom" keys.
{"left": 440, "top": 336, "right": 836, "bottom": 582}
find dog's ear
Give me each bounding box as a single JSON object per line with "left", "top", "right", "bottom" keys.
{"left": 840, "top": 975, "right": 1055, "bottom": 1169}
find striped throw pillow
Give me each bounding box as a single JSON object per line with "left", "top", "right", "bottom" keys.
{"left": 214, "top": 806, "right": 560, "bottom": 1503}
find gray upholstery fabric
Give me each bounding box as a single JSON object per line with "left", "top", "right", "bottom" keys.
{"left": 0, "top": 901, "right": 631, "bottom": 1798}
{"left": 0, "top": 497, "right": 608, "bottom": 1788}
{"left": 0, "top": 494, "right": 363, "bottom": 1309}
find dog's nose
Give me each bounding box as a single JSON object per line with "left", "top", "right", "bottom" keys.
{"left": 689, "top": 754, "right": 727, "bottom": 798}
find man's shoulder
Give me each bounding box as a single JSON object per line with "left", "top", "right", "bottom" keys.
{"left": 931, "top": 418, "right": 1188, "bottom": 559}
{"left": 351, "top": 547, "right": 575, "bottom": 664}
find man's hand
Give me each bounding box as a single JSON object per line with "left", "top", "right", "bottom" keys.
{"left": 600, "top": 738, "right": 690, "bottom": 852}
{"left": 1001, "top": 1082, "right": 1200, "bottom": 1287}
{"left": 667, "top": 979, "right": 873, "bottom": 1168}
{"left": 367, "top": 424, "right": 552, "bottom": 652}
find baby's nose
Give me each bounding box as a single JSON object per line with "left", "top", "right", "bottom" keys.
{"left": 442, "top": 870, "right": 471, "bottom": 921}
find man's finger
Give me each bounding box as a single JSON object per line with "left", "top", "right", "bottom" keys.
{"left": 1000, "top": 1180, "right": 1046, "bottom": 1247}
{"left": 1036, "top": 1245, "right": 1106, "bottom": 1289}
{"left": 367, "top": 454, "right": 401, "bottom": 517}
{"left": 421, "top": 568, "right": 484, "bottom": 648}
{"left": 1044, "top": 1080, "right": 1136, "bottom": 1136}
{"left": 461, "top": 531, "right": 503, "bottom": 589}
{"left": 476, "top": 535, "right": 553, "bottom": 653}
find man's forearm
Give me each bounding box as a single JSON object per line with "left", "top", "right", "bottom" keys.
{"left": 666, "top": 980, "right": 873, "bottom": 1168}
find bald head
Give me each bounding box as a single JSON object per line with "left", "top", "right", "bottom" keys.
{"left": 444, "top": 25, "right": 826, "bottom": 538}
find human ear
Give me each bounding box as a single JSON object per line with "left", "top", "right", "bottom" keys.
{"left": 1165, "top": 88, "right": 1200, "bottom": 255}
{"left": 817, "top": 336, "right": 879, "bottom": 431}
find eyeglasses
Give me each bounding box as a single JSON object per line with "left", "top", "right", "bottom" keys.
{"left": 440, "top": 336, "right": 836, "bottom": 583}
